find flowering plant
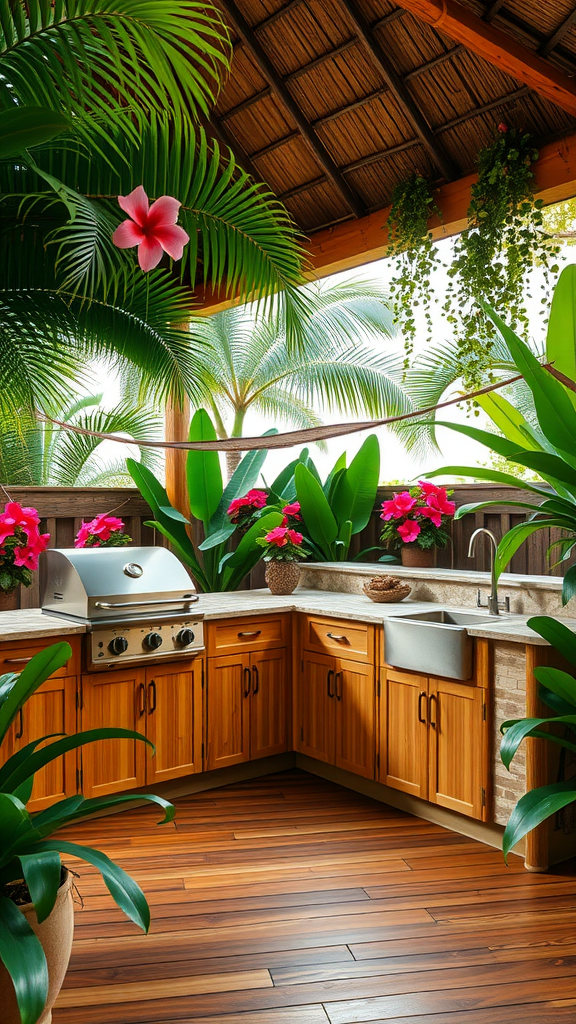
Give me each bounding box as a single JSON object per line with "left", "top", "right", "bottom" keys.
{"left": 0, "top": 502, "right": 50, "bottom": 593}
{"left": 380, "top": 482, "right": 456, "bottom": 553}
{"left": 226, "top": 489, "right": 268, "bottom": 533}
{"left": 112, "top": 185, "right": 190, "bottom": 272}
{"left": 256, "top": 525, "right": 310, "bottom": 563}
{"left": 281, "top": 501, "right": 301, "bottom": 526}
{"left": 74, "top": 514, "right": 132, "bottom": 549}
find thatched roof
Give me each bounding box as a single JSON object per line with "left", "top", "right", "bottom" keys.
{"left": 208, "top": 0, "right": 576, "bottom": 235}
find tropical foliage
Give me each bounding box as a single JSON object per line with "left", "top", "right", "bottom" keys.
{"left": 424, "top": 266, "right": 576, "bottom": 605}
{"left": 500, "top": 615, "right": 576, "bottom": 859}
{"left": 0, "top": 643, "right": 174, "bottom": 1024}
{"left": 294, "top": 436, "right": 381, "bottom": 562}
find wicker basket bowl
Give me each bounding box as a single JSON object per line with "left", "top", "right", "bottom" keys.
{"left": 362, "top": 576, "right": 411, "bottom": 603}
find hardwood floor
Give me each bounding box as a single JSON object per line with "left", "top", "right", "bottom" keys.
{"left": 53, "top": 769, "right": 576, "bottom": 1024}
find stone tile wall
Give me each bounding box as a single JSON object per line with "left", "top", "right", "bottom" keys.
{"left": 492, "top": 641, "right": 526, "bottom": 826}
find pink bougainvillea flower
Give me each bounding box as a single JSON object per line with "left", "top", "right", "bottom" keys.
{"left": 0, "top": 501, "right": 40, "bottom": 542}
{"left": 380, "top": 491, "right": 416, "bottom": 521}
{"left": 426, "top": 489, "right": 456, "bottom": 517}
{"left": 112, "top": 186, "right": 190, "bottom": 272}
{"left": 265, "top": 526, "right": 288, "bottom": 547}
{"left": 74, "top": 522, "right": 92, "bottom": 549}
{"left": 245, "top": 490, "right": 268, "bottom": 509}
{"left": 282, "top": 502, "right": 301, "bottom": 520}
{"left": 418, "top": 480, "right": 440, "bottom": 496}
{"left": 286, "top": 529, "right": 303, "bottom": 545}
{"left": 419, "top": 505, "right": 442, "bottom": 529}
{"left": 74, "top": 515, "right": 125, "bottom": 548}
{"left": 397, "top": 519, "right": 421, "bottom": 544}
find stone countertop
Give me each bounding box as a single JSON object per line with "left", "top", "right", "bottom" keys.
{"left": 1, "top": 590, "right": 571, "bottom": 646}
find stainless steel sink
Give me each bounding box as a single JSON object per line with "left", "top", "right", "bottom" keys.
{"left": 383, "top": 608, "right": 494, "bottom": 681}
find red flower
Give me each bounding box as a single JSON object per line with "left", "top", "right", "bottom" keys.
{"left": 497, "top": 122, "right": 508, "bottom": 132}
{"left": 75, "top": 514, "right": 126, "bottom": 548}
{"left": 426, "top": 489, "right": 456, "bottom": 517}
{"left": 245, "top": 490, "right": 268, "bottom": 509}
{"left": 265, "top": 526, "right": 288, "bottom": 547}
{"left": 282, "top": 501, "right": 301, "bottom": 520}
{"left": 419, "top": 505, "right": 442, "bottom": 529}
{"left": 397, "top": 519, "right": 421, "bottom": 544}
{"left": 112, "top": 186, "right": 190, "bottom": 272}
{"left": 418, "top": 480, "right": 440, "bottom": 496}
{"left": 380, "top": 491, "right": 416, "bottom": 521}
{"left": 286, "top": 529, "right": 303, "bottom": 545}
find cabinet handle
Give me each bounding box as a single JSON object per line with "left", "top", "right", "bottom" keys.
{"left": 335, "top": 671, "right": 342, "bottom": 701}
{"left": 5, "top": 657, "right": 33, "bottom": 664}
{"left": 326, "top": 633, "right": 348, "bottom": 643}
{"left": 418, "top": 691, "right": 427, "bottom": 724}
{"left": 252, "top": 665, "right": 259, "bottom": 695}
{"left": 429, "top": 693, "right": 438, "bottom": 728}
{"left": 243, "top": 666, "right": 252, "bottom": 698}
{"left": 327, "top": 669, "right": 334, "bottom": 698}
{"left": 15, "top": 708, "right": 24, "bottom": 739}
{"left": 139, "top": 682, "right": 147, "bottom": 718}
{"left": 148, "top": 680, "right": 157, "bottom": 714}
{"left": 238, "top": 630, "right": 261, "bottom": 638}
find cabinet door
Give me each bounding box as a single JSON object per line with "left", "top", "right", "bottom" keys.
{"left": 297, "top": 652, "right": 336, "bottom": 764}
{"left": 80, "top": 668, "right": 146, "bottom": 798}
{"left": 380, "top": 668, "right": 428, "bottom": 799}
{"left": 335, "top": 658, "right": 375, "bottom": 780}
{"left": 428, "top": 678, "right": 487, "bottom": 820}
{"left": 250, "top": 648, "right": 288, "bottom": 760}
{"left": 145, "top": 659, "right": 203, "bottom": 784}
{"left": 206, "top": 654, "right": 250, "bottom": 770}
{"left": 11, "top": 675, "right": 78, "bottom": 812}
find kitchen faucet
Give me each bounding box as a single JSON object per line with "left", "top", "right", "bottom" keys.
{"left": 467, "top": 528, "right": 510, "bottom": 615}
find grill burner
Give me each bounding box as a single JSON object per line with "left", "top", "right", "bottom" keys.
{"left": 41, "top": 547, "right": 204, "bottom": 669}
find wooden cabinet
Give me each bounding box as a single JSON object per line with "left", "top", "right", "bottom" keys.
{"left": 297, "top": 650, "right": 375, "bottom": 779}
{"left": 302, "top": 615, "right": 372, "bottom": 662}
{"left": 379, "top": 667, "right": 488, "bottom": 820}
{"left": 81, "top": 659, "right": 203, "bottom": 797}
{"left": 205, "top": 642, "right": 289, "bottom": 771}
{"left": 207, "top": 615, "right": 288, "bottom": 657}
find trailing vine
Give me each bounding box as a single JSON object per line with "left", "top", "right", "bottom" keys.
{"left": 386, "top": 172, "right": 441, "bottom": 363}
{"left": 445, "top": 123, "right": 561, "bottom": 385}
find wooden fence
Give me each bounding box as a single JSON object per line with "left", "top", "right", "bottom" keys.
{"left": 0, "top": 482, "right": 567, "bottom": 608}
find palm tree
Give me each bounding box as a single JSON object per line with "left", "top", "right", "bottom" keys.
{"left": 0, "top": 2, "right": 307, "bottom": 420}
{"left": 189, "top": 279, "right": 418, "bottom": 475}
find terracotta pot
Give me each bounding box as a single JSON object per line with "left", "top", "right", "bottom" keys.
{"left": 400, "top": 545, "right": 436, "bottom": 568}
{"left": 1, "top": 869, "right": 74, "bottom": 1024}
{"left": 0, "top": 588, "right": 19, "bottom": 612}
{"left": 265, "top": 560, "right": 300, "bottom": 595}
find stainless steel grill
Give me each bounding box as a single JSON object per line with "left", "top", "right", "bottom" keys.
{"left": 41, "top": 547, "right": 204, "bottom": 669}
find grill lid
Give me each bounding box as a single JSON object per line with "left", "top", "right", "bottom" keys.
{"left": 41, "top": 547, "right": 197, "bottom": 622}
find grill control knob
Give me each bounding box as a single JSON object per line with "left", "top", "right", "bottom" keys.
{"left": 176, "top": 628, "right": 195, "bottom": 647}
{"left": 108, "top": 636, "right": 128, "bottom": 656}
{"left": 144, "top": 632, "right": 163, "bottom": 651}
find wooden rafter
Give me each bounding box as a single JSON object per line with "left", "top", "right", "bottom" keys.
{"left": 338, "top": 0, "right": 458, "bottom": 181}
{"left": 203, "top": 113, "right": 261, "bottom": 181}
{"left": 541, "top": 6, "right": 576, "bottom": 58}
{"left": 484, "top": 0, "right": 506, "bottom": 22}
{"left": 217, "top": 0, "right": 366, "bottom": 217}
{"left": 395, "top": 0, "right": 576, "bottom": 116}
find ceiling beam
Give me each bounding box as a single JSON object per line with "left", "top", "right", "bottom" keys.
{"left": 217, "top": 0, "right": 366, "bottom": 218}
{"left": 484, "top": 0, "right": 506, "bottom": 22}
{"left": 540, "top": 7, "right": 576, "bottom": 58}
{"left": 338, "top": 0, "right": 458, "bottom": 181}
{"left": 394, "top": 0, "right": 576, "bottom": 116}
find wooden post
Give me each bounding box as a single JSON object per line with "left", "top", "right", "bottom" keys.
{"left": 524, "top": 645, "right": 550, "bottom": 872}
{"left": 164, "top": 395, "right": 190, "bottom": 519}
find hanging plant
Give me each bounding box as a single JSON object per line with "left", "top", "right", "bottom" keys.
{"left": 445, "top": 124, "right": 561, "bottom": 384}
{"left": 386, "top": 172, "right": 442, "bottom": 363}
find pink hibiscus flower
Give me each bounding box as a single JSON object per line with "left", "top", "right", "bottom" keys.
{"left": 397, "top": 519, "right": 421, "bottom": 544}
{"left": 286, "top": 529, "right": 303, "bottom": 545}
{"left": 245, "top": 490, "right": 268, "bottom": 509}
{"left": 419, "top": 505, "right": 442, "bottom": 529}
{"left": 418, "top": 480, "right": 440, "bottom": 496}
{"left": 112, "top": 186, "right": 190, "bottom": 272}
{"left": 282, "top": 501, "right": 301, "bottom": 519}
{"left": 380, "top": 491, "right": 416, "bottom": 521}
{"left": 265, "top": 526, "right": 288, "bottom": 547}
{"left": 426, "top": 489, "right": 456, "bottom": 517}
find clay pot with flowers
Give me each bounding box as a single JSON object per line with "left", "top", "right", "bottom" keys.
{"left": 257, "top": 513, "right": 309, "bottom": 595}
{"left": 379, "top": 482, "right": 456, "bottom": 568}
{"left": 74, "top": 513, "right": 132, "bottom": 548}
{"left": 0, "top": 502, "right": 50, "bottom": 610}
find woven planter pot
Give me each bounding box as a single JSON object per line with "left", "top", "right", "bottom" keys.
{"left": 1, "top": 869, "right": 74, "bottom": 1024}
{"left": 400, "top": 545, "right": 437, "bottom": 568}
{"left": 265, "top": 560, "right": 300, "bottom": 595}
{"left": 0, "top": 588, "right": 19, "bottom": 612}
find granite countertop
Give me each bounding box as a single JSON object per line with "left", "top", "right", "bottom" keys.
{"left": 0, "top": 590, "right": 570, "bottom": 645}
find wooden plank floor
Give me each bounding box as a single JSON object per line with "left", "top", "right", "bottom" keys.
{"left": 53, "top": 769, "right": 576, "bottom": 1024}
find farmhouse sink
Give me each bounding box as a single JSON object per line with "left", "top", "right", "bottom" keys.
{"left": 384, "top": 608, "right": 494, "bottom": 681}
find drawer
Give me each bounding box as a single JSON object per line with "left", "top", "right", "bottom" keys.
{"left": 206, "top": 615, "right": 288, "bottom": 657}
{"left": 0, "top": 635, "right": 81, "bottom": 679}
{"left": 302, "top": 615, "right": 373, "bottom": 662}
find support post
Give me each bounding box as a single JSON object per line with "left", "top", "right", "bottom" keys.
{"left": 524, "top": 645, "right": 551, "bottom": 872}
{"left": 164, "top": 395, "right": 190, "bottom": 519}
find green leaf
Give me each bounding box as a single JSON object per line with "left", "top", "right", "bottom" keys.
{"left": 494, "top": 519, "right": 574, "bottom": 578}
{"left": 337, "top": 434, "right": 380, "bottom": 534}
{"left": 209, "top": 440, "right": 273, "bottom": 533}
{"left": 527, "top": 617, "right": 576, "bottom": 666}
{"left": 546, "top": 265, "right": 576, "bottom": 391}
{"left": 532, "top": 666, "right": 576, "bottom": 708}
{"left": 323, "top": 452, "right": 347, "bottom": 500}
{"left": 426, "top": 465, "right": 549, "bottom": 498}
{"left": 502, "top": 779, "right": 576, "bottom": 860}
{"left": 32, "top": 793, "right": 175, "bottom": 837}
{"left": 0, "top": 895, "right": 48, "bottom": 1024}
{"left": 295, "top": 464, "right": 338, "bottom": 559}
{"left": 506, "top": 450, "right": 576, "bottom": 490}
{"left": 40, "top": 840, "right": 150, "bottom": 932}
{"left": 18, "top": 851, "right": 62, "bottom": 924}
{"left": 0, "top": 643, "right": 71, "bottom": 744}
{"left": 198, "top": 522, "right": 236, "bottom": 551}
{"left": 500, "top": 714, "right": 576, "bottom": 769}
{"left": 562, "top": 564, "right": 576, "bottom": 606}
{"left": 0, "top": 106, "right": 69, "bottom": 159}
{"left": 222, "top": 511, "right": 284, "bottom": 591}
{"left": 186, "top": 409, "right": 222, "bottom": 526}
{"left": 476, "top": 391, "right": 546, "bottom": 452}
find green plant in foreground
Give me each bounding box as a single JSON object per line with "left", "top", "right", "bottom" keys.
{"left": 500, "top": 615, "right": 576, "bottom": 859}
{"left": 294, "top": 436, "right": 381, "bottom": 562}
{"left": 0, "top": 643, "right": 174, "bottom": 1024}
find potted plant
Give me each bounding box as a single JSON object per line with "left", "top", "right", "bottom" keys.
{"left": 256, "top": 519, "right": 309, "bottom": 595}
{"left": 0, "top": 502, "right": 50, "bottom": 611}
{"left": 379, "top": 482, "right": 455, "bottom": 567}
{"left": 0, "top": 642, "right": 174, "bottom": 1024}
{"left": 74, "top": 513, "right": 132, "bottom": 548}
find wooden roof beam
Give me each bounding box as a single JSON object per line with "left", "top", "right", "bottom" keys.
{"left": 217, "top": 0, "right": 366, "bottom": 217}
{"left": 395, "top": 0, "right": 576, "bottom": 116}
{"left": 338, "top": 0, "right": 458, "bottom": 181}
{"left": 484, "top": 0, "right": 506, "bottom": 22}
{"left": 541, "top": 6, "right": 576, "bottom": 58}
